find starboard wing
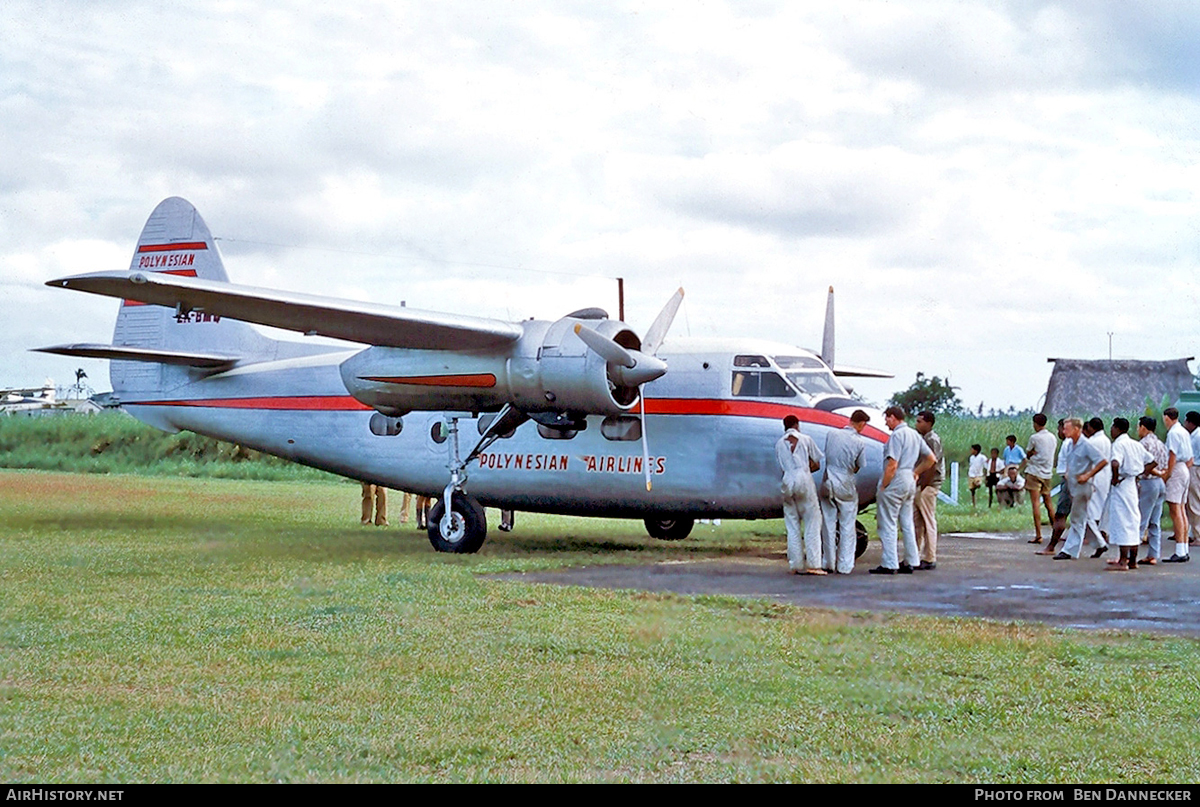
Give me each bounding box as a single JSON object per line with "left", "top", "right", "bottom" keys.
{"left": 45, "top": 271, "right": 524, "bottom": 351}
{"left": 831, "top": 363, "right": 894, "bottom": 379}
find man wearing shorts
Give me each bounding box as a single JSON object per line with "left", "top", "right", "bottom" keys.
{"left": 1162, "top": 408, "right": 1193, "bottom": 563}
{"left": 967, "top": 444, "right": 987, "bottom": 508}
{"left": 1022, "top": 413, "right": 1057, "bottom": 544}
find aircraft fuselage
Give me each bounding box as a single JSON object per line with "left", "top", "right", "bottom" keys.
{"left": 120, "top": 336, "right": 888, "bottom": 520}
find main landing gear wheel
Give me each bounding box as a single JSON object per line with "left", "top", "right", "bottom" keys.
{"left": 427, "top": 495, "right": 488, "bottom": 554}
{"left": 644, "top": 517, "right": 695, "bottom": 541}
{"left": 855, "top": 519, "right": 869, "bottom": 559}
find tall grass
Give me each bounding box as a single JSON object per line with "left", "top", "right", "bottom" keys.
{"left": 0, "top": 411, "right": 336, "bottom": 481}
{"left": 935, "top": 412, "right": 1157, "bottom": 465}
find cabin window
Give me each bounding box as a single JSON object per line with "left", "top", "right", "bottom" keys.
{"left": 601, "top": 415, "right": 642, "bottom": 441}
{"left": 536, "top": 423, "right": 578, "bottom": 440}
{"left": 731, "top": 371, "right": 796, "bottom": 398}
{"left": 430, "top": 421, "right": 447, "bottom": 444}
{"left": 368, "top": 413, "right": 403, "bottom": 436}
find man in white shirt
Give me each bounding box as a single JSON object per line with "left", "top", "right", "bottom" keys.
{"left": 776, "top": 415, "right": 826, "bottom": 575}
{"left": 870, "top": 406, "right": 936, "bottom": 575}
{"left": 1055, "top": 418, "right": 1110, "bottom": 561}
{"left": 1106, "top": 418, "right": 1154, "bottom": 571}
{"left": 1162, "top": 407, "right": 1193, "bottom": 563}
{"left": 1022, "top": 413, "right": 1058, "bottom": 544}
{"left": 996, "top": 466, "right": 1026, "bottom": 508}
{"left": 967, "top": 444, "right": 987, "bottom": 509}
{"left": 1083, "top": 418, "right": 1112, "bottom": 558}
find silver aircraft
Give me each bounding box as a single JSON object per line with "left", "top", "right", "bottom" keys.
{"left": 38, "top": 198, "right": 892, "bottom": 553}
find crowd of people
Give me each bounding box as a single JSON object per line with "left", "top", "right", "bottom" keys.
{"left": 776, "top": 405, "right": 945, "bottom": 575}
{"left": 776, "top": 406, "right": 1200, "bottom": 576}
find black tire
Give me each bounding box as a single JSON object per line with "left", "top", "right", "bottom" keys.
{"left": 427, "top": 495, "right": 488, "bottom": 553}
{"left": 855, "top": 519, "right": 869, "bottom": 559}
{"left": 644, "top": 517, "right": 695, "bottom": 541}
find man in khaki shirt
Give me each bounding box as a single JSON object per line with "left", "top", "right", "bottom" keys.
{"left": 913, "top": 410, "right": 944, "bottom": 570}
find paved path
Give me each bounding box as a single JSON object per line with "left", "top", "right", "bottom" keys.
{"left": 501, "top": 533, "right": 1200, "bottom": 636}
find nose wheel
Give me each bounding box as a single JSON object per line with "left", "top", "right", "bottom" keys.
{"left": 427, "top": 494, "right": 488, "bottom": 553}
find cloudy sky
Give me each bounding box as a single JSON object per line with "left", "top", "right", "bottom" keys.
{"left": 3, "top": 1, "right": 1198, "bottom": 411}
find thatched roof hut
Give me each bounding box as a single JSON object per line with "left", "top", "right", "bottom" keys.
{"left": 1043, "top": 358, "right": 1195, "bottom": 416}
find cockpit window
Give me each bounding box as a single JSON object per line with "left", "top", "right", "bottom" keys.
{"left": 773, "top": 355, "right": 825, "bottom": 370}
{"left": 732, "top": 370, "right": 796, "bottom": 398}
{"left": 733, "top": 355, "right": 771, "bottom": 368}
{"left": 774, "top": 357, "right": 846, "bottom": 397}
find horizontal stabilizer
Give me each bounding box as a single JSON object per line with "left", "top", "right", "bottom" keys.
{"left": 831, "top": 364, "right": 894, "bottom": 379}
{"left": 46, "top": 271, "right": 524, "bottom": 351}
{"left": 33, "top": 343, "right": 239, "bottom": 370}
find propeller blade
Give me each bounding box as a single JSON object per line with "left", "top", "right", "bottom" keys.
{"left": 641, "top": 287, "right": 684, "bottom": 356}
{"left": 573, "top": 323, "right": 635, "bottom": 368}
{"left": 640, "top": 384, "right": 652, "bottom": 491}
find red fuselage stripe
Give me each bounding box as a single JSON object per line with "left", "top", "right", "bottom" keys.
{"left": 127, "top": 394, "right": 888, "bottom": 439}
{"left": 362, "top": 374, "right": 497, "bottom": 388}
{"left": 137, "top": 242, "right": 209, "bottom": 253}
{"left": 645, "top": 398, "right": 889, "bottom": 442}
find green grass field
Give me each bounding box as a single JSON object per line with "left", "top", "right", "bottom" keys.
{"left": 2, "top": 470, "right": 1198, "bottom": 783}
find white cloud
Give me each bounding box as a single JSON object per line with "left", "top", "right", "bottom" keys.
{"left": 3, "top": 1, "right": 1199, "bottom": 409}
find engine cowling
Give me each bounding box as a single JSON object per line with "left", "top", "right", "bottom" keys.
{"left": 339, "top": 314, "right": 660, "bottom": 418}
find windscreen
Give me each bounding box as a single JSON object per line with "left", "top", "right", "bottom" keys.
{"left": 774, "top": 355, "right": 846, "bottom": 397}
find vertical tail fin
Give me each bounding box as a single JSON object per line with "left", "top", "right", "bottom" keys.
{"left": 821, "top": 285, "right": 835, "bottom": 368}
{"left": 111, "top": 197, "right": 270, "bottom": 395}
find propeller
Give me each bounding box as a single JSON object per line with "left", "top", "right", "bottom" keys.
{"left": 574, "top": 288, "right": 685, "bottom": 491}
{"left": 572, "top": 324, "right": 667, "bottom": 387}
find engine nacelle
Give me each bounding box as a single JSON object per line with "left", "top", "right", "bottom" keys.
{"left": 339, "top": 314, "right": 650, "bottom": 417}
